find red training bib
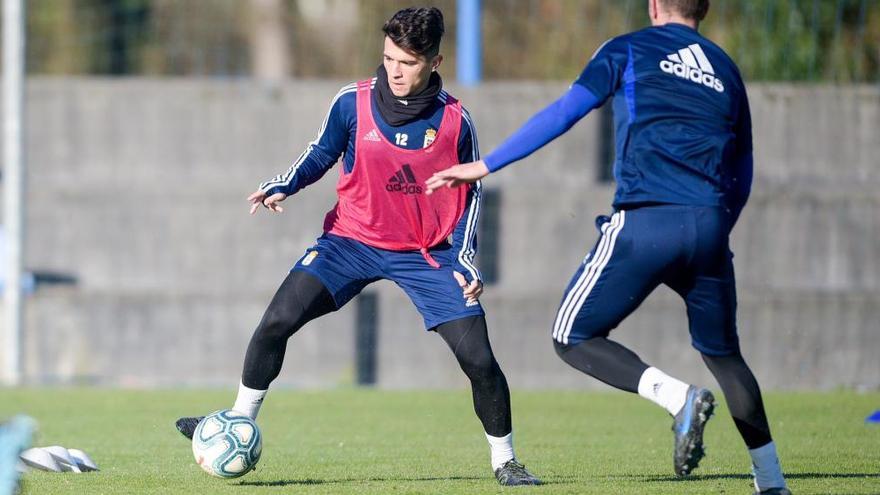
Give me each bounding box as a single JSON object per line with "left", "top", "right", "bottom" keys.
{"left": 323, "top": 79, "right": 467, "bottom": 267}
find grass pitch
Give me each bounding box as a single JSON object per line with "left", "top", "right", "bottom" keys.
{"left": 1, "top": 388, "right": 878, "bottom": 494}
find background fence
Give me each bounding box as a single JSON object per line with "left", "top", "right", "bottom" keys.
{"left": 24, "top": 0, "right": 880, "bottom": 82}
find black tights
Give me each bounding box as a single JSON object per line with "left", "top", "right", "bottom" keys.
{"left": 554, "top": 336, "right": 648, "bottom": 393}
{"left": 702, "top": 352, "right": 772, "bottom": 449}
{"left": 241, "top": 271, "right": 337, "bottom": 389}
{"left": 555, "top": 337, "right": 773, "bottom": 449}
{"left": 240, "top": 271, "right": 512, "bottom": 437}
{"left": 436, "top": 316, "right": 512, "bottom": 437}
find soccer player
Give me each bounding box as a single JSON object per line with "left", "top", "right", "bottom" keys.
{"left": 426, "top": 0, "right": 789, "bottom": 493}
{"left": 175, "top": 7, "right": 539, "bottom": 486}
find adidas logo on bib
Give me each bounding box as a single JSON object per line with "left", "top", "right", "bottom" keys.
{"left": 386, "top": 164, "right": 423, "bottom": 195}
{"left": 363, "top": 129, "right": 381, "bottom": 142}
{"left": 659, "top": 43, "right": 725, "bottom": 93}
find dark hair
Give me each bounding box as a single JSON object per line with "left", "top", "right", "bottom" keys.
{"left": 382, "top": 7, "right": 445, "bottom": 58}
{"left": 660, "top": 0, "right": 710, "bottom": 21}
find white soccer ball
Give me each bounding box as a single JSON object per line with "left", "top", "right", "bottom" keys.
{"left": 191, "top": 409, "right": 262, "bottom": 478}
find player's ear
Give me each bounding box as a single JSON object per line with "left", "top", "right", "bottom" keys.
{"left": 431, "top": 54, "right": 443, "bottom": 72}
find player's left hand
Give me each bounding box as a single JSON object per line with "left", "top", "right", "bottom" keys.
{"left": 453, "top": 271, "right": 482, "bottom": 304}
{"left": 248, "top": 189, "right": 287, "bottom": 214}
{"left": 425, "top": 160, "right": 490, "bottom": 194}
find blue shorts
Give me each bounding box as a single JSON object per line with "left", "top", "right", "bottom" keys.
{"left": 552, "top": 205, "right": 740, "bottom": 356}
{"left": 292, "top": 234, "right": 484, "bottom": 330}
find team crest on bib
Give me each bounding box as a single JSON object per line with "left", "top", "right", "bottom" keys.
{"left": 423, "top": 128, "right": 437, "bottom": 148}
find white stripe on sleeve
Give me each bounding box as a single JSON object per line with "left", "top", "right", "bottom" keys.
{"left": 259, "top": 79, "right": 375, "bottom": 191}
{"left": 456, "top": 107, "right": 482, "bottom": 282}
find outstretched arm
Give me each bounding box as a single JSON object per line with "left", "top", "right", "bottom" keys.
{"left": 249, "top": 85, "right": 354, "bottom": 214}
{"left": 427, "top": 37, "right": 625, "bottom": 192}
{"left": 484, "top": 84, "right": 599, "bottom": 173}
{"left": 248, "top": 147, "right": 341, "bottom": 214}
{"left": 426, "top": 84, "right": 600, "bottom": 192}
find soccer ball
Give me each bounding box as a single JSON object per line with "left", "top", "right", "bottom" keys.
{"left": 191, "top": 409, "right": 262, "bottom": 478}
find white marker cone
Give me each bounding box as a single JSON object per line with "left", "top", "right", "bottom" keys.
{"left": 43, "top": 446, "right": 82, "bottom": 473}
{"left": 68, "top": 449, "right": 99, "bottom": 472}
{"left": 19, "top": 448, "right": 62, "bottom": 473}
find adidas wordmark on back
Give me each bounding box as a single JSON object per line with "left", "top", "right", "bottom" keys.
{"left": 659, "top": 43, "right": 725, "bottom": 93}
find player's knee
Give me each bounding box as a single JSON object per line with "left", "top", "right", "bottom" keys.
{"left": 459, "top": 352, "right": 495, "bottom": 377}
{"left": 553, "top": 338, "right": 572, "bottom": 359}
{"left": 456, "top": 349, "right": 499, "bottom": 383}
{"left": 254, "top": 305, "right": 302, "bottom": 342}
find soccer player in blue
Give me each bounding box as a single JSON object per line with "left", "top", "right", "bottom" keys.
{"left": 427, "top": 0, "right": 789, "bottom": 493}
{"left": 175, "top": 7, "right": 540, "bottom": 486}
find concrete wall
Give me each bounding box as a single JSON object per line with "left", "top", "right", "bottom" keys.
{"left": 2, "top": 79, "right": 878, "bottom": 390}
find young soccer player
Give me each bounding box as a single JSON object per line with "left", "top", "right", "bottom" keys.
{"left": 176, "top": 7, "right": 539, "bottom": 486}
{"left": 427, "top": 1, "right": 789, "bottom": 493}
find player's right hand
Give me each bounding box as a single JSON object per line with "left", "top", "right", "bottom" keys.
{"left": 425, "top": 160, "right": 490, "bottom": 194}
{"left": 248, "top": 189, "right": 288, "bottom": 215}
{"left": 453, "top": 271, "right": 482, "bottom": 304}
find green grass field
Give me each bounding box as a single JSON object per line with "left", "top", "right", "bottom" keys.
{"left": 2, "top": 388, "right": 878, "bottom": 494}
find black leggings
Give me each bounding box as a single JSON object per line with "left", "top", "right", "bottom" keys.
{"left": 436, "top": 315, "right": 512, "bottom": 437}
{"left": 240, "top": 271, "right": 513, "bottom": 437}
{"left": 555, "top": 337, "right": 772, "bottom": 449}
{"left": 240, "top": 271, "right": 337, "bottom": 389}
{"left": 702, "top": 352, "right": 772, "bottom": 449}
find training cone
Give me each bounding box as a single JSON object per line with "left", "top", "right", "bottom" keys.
{"left": 19, "top": 448, "right": 62, "bottom": 473}
{"left": 43, "top": 446, "right": 82, "bottom": 473}
{"left": 68, "top": 449, "right": 99, "bottom": 472}
{"left": 18, "top": 446, "right": 98, "bottom": 473}
{"left": 866, "top": 410, "right": 880, "bottom": 424}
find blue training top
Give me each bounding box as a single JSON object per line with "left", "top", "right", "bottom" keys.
{"left": 257, "top": 79, "right": 484, "bottom": 283}
{"left": 485, "top": 23, "right": 753, "bottom": 225}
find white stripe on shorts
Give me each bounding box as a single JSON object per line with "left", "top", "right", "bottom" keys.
{"left": 552, "top": 210, "right": 627, "bottom": 344}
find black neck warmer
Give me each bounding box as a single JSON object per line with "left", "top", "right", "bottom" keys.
{"left": 373, "top": 64, "right": 443, "bottom": 127}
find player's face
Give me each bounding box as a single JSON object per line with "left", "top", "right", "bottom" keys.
{"left": 383, "top": 37, "right": 442, "bottom": 98}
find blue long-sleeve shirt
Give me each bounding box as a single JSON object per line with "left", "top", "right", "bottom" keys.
{"left": 259, "top": 80, "right": 483, "bottom": 282}
{"left": 485, "top": 23, "right": 753, "bottom": 227}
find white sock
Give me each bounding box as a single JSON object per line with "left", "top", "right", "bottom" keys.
{"left": 485, "top": 432, "right": 515, "bottom": 471}
{"left": 637, "top": 367, "right": 690, "bottom": 416}
{"left": 232, "top": 381, "right": 267, "bottom": 420}
{"left": 750, "top": 441, "right": 787, "bottom": 491}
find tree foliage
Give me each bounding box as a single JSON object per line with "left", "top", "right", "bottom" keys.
{"left": 22, "top": 0, "right": 880, "bottom": 82}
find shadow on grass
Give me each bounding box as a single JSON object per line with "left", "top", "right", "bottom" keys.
{"left": 238, "top": 479, "right": 328, "bottom": 486}
{"left": 237, "top": 475, "right": 492, "bottom": 487}
{"left": 240, "top": 472, "right": 880, "bottom": 487}
{"left": 635, "top": 472, "right": 880, "bottom": 482}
